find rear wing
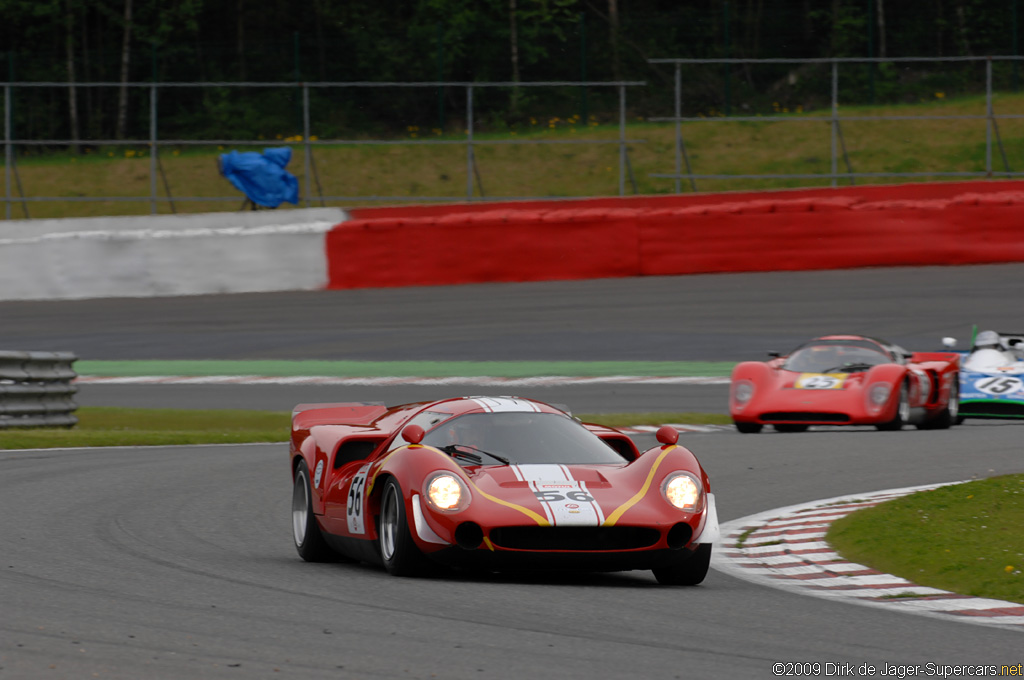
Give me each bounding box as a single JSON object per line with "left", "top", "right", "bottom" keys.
{"left": 292, "top": 402, "right": 388, "bottom": 429}
{"left": 909, "top": 351, "right": 960, "bottom": 368}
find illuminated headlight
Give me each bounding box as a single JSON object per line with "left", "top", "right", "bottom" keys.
{"left": 662, "top": 472, "right": 703, "bottom": 513}
{"left": 424, "top": 473, "right": 470, "bottom": 512}
{"left": 733, "top": 381, "right": 754, "bottom": 405}
{"left": 868, "top": 383, "right": 891, "bottom": 406}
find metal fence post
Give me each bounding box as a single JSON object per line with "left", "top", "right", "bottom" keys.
{"left": 466, "top": 84, "right": 474, "bottom": 200}
{"left": 303, "top": 83, "right": 312, "bottom": 208}
{"left": 986, "top": 57, "right": 993, "bottom": 177}
{"left": 149, "top": 83, "right": 158, "bottom": 215}
{"left": 619, "top": 84, "right": 626, "bottom": 196}
{"left": 831, "top": 60, "right": 839, "bottom": 188}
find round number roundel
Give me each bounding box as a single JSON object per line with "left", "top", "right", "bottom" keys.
{"left": 974, "top": 376, "right": 1024, "bottom": 395}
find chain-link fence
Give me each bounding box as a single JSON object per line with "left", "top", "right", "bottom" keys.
{"left": 5, "top": 55, "right": 1024, "bottom": 220}
{"left": 650, "top": 56, "right": 1024, "bottom": 192}
{"left": 3, "top": 80, "right": 646, "bottom": 220}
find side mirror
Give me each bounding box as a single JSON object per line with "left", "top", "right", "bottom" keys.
{"left": 655, "top": 425, "right": 679, "bottom": 446}
{"left": 942, "top": 337, "right": 957, "bottom": 348}
{"left": 402, "top": 424, "right": 425, "bottom": 445}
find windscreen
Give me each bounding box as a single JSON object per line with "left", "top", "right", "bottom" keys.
{"left": 420, "top": 412, "right": 627, "bottom": 465}
{"left": 783, "top": 341, "right": 892, "bottom": 373}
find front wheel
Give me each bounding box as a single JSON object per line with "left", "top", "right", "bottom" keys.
{"left": 734, "top": 422, "right": 763, "bottom": 434}
{"left": 292, "top": 459, "right": 339, "bottom": 562}
{"left": 652, "top": 544, "right": 711, "bottom": 586}
{"left": 876, "top": 382, "right": 910, "bottom": 431}
{"left": 378, "top": 478, "right": 431, "bottom": 577}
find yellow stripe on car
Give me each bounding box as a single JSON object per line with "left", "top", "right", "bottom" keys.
{"left": 603, "top": 445, "right": 676, "bottom": 526}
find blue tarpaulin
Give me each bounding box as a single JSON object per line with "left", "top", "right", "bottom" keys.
{"left": 218, "top": 147, "right": 299, "bottom": 208}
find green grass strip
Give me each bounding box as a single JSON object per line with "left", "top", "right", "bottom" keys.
{"left": 0, "top": 407, "right": 732, "bottom": 450}
{"left": 75, "top": 360, "right": 737, "bottom": 378}
{"left": 828, "top": 476, "right": 1024, "bottom": 605}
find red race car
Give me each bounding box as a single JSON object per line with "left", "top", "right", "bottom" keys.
{"left": 729, "top": 335, "right": 960, "bottom": 433}
{"left": 290, "top": 396, "right": 718, "bottom": 585}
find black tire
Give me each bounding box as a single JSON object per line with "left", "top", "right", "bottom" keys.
{"left": 292, "top": 459, "right": 339, "bottom": 562}
{"left": 734, "top": 422, "right": 763, "bottom": 434}
{"left": 773, "top": 424, "right": 808, "bottom": 433}
{"left": 653, "top": 544, "right": 712, "bottom": 586}
{"left": 377, "top": 477, "right": 431, "bottom": 577}
{"left": 876, "top": 382, "right": 910, "bottom": 431}
{"left": 919, "top": 375, "right": 959, "bottom": 430}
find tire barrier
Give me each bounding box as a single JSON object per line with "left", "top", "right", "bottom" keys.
{"left": 327, "top": 181, "right": 1024, "bottom": 289}
{"left": 0, "top": 351, "right": 79, "bottom": 429}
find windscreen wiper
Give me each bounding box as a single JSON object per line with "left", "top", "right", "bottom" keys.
{"left": 821, "top": 362, "right": 876, "bottom": 373}
{"left": 439, "top": 444, "right": 510, "bottom": 465}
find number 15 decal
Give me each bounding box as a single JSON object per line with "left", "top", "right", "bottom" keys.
{"left": 975, "top": 376, "right": 1024, "bottom": 395}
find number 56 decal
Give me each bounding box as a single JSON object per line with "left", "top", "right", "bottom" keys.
{"left": 534, "top": 490, "right": 595, "bottom": 503}
{"left": 974, "top": 376, "right": 1024, "bottom": 395}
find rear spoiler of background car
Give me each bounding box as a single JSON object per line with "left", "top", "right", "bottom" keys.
{"left": 908, "top": 352, "right": 960, "bottom": 367}
{"left": 292, "top": 402, "right": 389, "bottom": 429}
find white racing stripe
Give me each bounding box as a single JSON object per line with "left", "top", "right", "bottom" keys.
{"left": 512, "top": 464, "right": 605, "bottom": 527}
{"left": 471, "top": 397, "right": 543, "bottom": 412}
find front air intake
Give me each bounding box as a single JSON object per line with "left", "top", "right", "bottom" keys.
{"left": 489, "top": 526, "right": 660, "bottom": 551}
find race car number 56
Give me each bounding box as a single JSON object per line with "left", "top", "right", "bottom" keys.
{"left": 974, "top": 376, "right": 1024, "bottom": 395}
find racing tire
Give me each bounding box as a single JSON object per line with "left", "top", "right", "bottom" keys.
{"left": 773, "top": 424, "right": 809, "bottom": 433}
{"left": 292, "top": 459, "right": 339, "bottom": 562}
{"left": 876, "top": 382, "right": 910, "bottom": 431}
{"left": 653, "top": 544, "right": 712, "bottom": 586}
{"left": 378, "top": 477, "right": 431, "bottom": 577}
{"left": 918, "top": 375, "right": 959, "bottom": 430}
{"left": 734, "top": 422, "right": 763, "bottom": 434}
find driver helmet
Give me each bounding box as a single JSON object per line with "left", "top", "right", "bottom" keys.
{"left": 974, "top": 330, "right": 1004, "bottom": 351}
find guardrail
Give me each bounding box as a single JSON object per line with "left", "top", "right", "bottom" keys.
{"left": 0, "top": 351, "right": 78, "bottom": 428}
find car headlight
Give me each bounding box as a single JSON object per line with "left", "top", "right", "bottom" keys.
{"left": 662, "top": 472, "right": 703, "bottom": 512}
{"left": 733, "top": 380, "right": 754, "bottom": 405}
{"left": 868, "top": 383, "right": 891, "bottom": 406}
{"left": 424, "top": 473, "right": 470, "bottom": 512}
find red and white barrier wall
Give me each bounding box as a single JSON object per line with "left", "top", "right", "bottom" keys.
{"left": 3, "top": 182, "right": 1022, "bottom": 300}
{"left": 326, "top": 181, "right": 1024, "bottom": 289}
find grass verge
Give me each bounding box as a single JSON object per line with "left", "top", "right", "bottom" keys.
{"left": 827, "top": 476, "right": 1024, "bottom": 605}
{"left": 7, "top": 92, "right": 1024, "bottom": 220}
{"left": 0, "top": 407, "right": 732, "bottom": 450}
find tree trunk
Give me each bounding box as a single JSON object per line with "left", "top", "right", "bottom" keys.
{"left": 955, "top": 0, "right": 972, "bottom": 56}
{"left": 510, "top": 0, "right": 520, "bottom": 111}
{"left": 608, "top": 0, "right": 620, "bottom": 81}
{"left": 237, "top": 0, "right": 246, "bottom": 80}
{"left": 116, "top": 0, "right": 133, "bottom": 140}
{"left": 876, "top": 0, "right": 886, "bottom": 58}
{"left": 312, "top": 0, "right": 327, "bottom": 80}
{"left": 65, "top": 0, "right": 80, "bottom": 154}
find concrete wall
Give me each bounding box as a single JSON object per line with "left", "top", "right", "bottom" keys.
{"left": 0, "top": 209, "right": 347, "bottom": 300}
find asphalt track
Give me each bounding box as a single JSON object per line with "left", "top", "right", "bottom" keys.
{"left": 3, "top": 264, "right": 1024, "bottom": 679}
